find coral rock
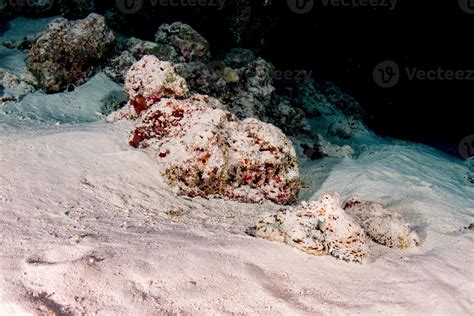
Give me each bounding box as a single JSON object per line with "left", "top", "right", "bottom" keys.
{"left": 267, "top": 95, "right": 311, "bottom": 136}
{"left": 28, "top": 13, "right": 115, "bottom": 93}
{"left": 175, "top": 61, "right": 227, "bottom": 102}
{"left": 327, "top": 117, "right": 368, "bottom": 140}
{"left": 232, "top": 57, "right": 275, "bottom": 118}
{"left": 255, "top": 192, "right": 369, "bottom": 262}
{"left": 124, "top": 55, "right": 189, "bottom": 117}
{"left": 129, "top": 94, "right": 300, "bottom": 205}
{"left": 104, "top": 51, "right": 137, "bottom": 84}
{"left": 0, "top": 68, "right": 37, "bottom": 101}
{"left": 155, "top": 22, "right": 210, "bottom": 63}
{"left": 343, "top": 197, "right": 420, "bottom": 249}
{"left": 315, "top": 81, "right": 365, "bottom": 118}
{"left": 105, "top": 37, "right": 180, "bottom": 84}
{"left": 126, "top": 37, "right": 179, "bottom": 63}
{"left": 223, "top": 48, "right": 257, "bottom": 68}
{"left": 177, "top": 52, "right": 275, "bottom": 120}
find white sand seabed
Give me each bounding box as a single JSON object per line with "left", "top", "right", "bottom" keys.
{"left": 0, "top": 120, "right": 473, "bottom": 315}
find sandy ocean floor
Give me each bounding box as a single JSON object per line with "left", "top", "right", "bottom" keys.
{"left": 1, "top": 16, "right": 473, "bottom": 316}
{"left": 0, "top": 120, "right": 473, "bottom": 315}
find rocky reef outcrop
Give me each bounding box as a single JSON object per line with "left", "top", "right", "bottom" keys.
{"left": 154, "top": 22, "right": 211, "bottom": 63}
{"left": 27, "top": 13, "right": 115, "bottom": 93}
{"left": 111, "top": 55, "right": 301, "bottom": 205}
{"left": 104, "top": 36, "right": 181, "bottom": 83}
{"left": 171, "top": 46, "right": 369, "bottom": 157}
{"left": 99, "top": 19, "right": 368, "bottom": 159}
{"left": 4, "top": 13, "right": 371, "bottom": 163}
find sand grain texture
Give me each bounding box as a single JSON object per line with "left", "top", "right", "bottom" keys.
{"left": 0, "top": 122, "right": 473, "bottom": 315}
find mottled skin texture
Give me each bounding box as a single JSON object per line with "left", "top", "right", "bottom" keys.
{"left": 255, "top": 193, "right": 420, "bottom": 262}
{"left": 342, "top": 197, "right": 420, "bottom": 249}
{"left": 255, "top": 192, "right": 369, "bottom": 263}
{"left": 124, "top": 55, "right": 189, "bottom": 117}
{"left": 129, "top": 95, "right": 301, "bottom": 205}
{"left": 111, "top": 55, "right": 301, "bottom": 205}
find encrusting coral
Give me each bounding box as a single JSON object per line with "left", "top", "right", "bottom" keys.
{"left": 28, "top": 13, "right": 115, "bottom": 93}
{"left": 111, "top": 55, "right": 301, "bottom": 205}
{"left": 342, "top": 197, "right": 420, "bottom": 249}
{"left": 129, "top": 95, "right": 300, "bottom": 204}
{"left": 124, "top": 55, "right": 189, "bottom": 118}
{"left": 155, "top": 22, "right": 211, "bottom": 63}
{"left": 104, "top": 37, "right": 181, "bottom": 83}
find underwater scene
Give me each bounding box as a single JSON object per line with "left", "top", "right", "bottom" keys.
{"left": 0, "top": 1, "right": 473, "bottom": 314}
